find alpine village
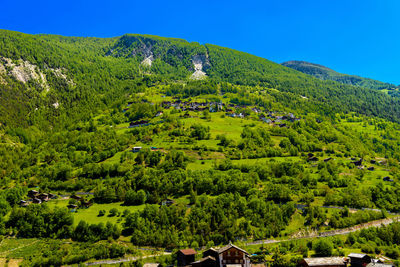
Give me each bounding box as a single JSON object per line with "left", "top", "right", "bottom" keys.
{"left": 2, "top": 27, "right": 400, "bottom": 267}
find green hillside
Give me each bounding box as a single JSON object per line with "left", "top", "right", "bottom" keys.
{"left": 282, "top": 60, "right": 400, "bottom": 93}
{"left": 1, "top": 30, "right": 400, "bottom": 265}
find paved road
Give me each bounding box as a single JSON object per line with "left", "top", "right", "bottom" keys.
{"left": 246, "top": 216, "right": 400, "bottom": 246}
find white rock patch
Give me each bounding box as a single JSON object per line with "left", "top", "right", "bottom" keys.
{"left": 141, "top": 55, "right": 154, "bottom": 67}
{"left": 0, "top": 57, "right": 73, "bottom": 90}
{"left": 190, "top": 55, "right": 208, "bottom": 80}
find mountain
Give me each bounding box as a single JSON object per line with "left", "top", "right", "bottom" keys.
{"left": 2, "top": 30, "right": 400, "bottom": 265}
{"left": 2, "top": 30, "right": 400, "bottom": 128}
{"left": 281, "top": 60, "right": 400, "bottom": 92}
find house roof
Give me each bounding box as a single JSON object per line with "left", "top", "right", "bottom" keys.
{"left": 179, "top": 249, "right": 196, "bottom": 255}
{"left": 191, "top": 256, "right": 216, "bottom": 264}
{"left": 218, "top": 243, "right": 249, "bottom": 255}
{"left": 348, "top": 253, "right": 369, "bottom": 259}
{"left": 302, "top": 257, "right": 347, "bottom": 266}
{"left": 366, "top": 263, "right": 394, "bottom": 267}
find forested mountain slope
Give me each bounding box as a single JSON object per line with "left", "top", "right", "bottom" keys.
{"left": 1, "top": 30, "right": 400, "bottom": 128}
{"left": 2, "top": 30, "right": 400, "bottom": 265}
{"left": 282, "top": 60, "right": 400, "bottom": 93}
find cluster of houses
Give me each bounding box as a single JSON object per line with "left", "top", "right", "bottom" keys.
{"left": 19, "top": 190, "right": 93, "bottom": 210}
{"left": 175, "top": 245, "right": 393, "bottom": 267}
{"left": 125, "top": 98, "right": 302, "bottom": 130}
{"left": 259, "top": 112, "right": 301, "bottom": 126}
{"left": 161, "top": 101, "right": 225, "bottom": 112}
{"left": 19, "top": 190, "right": 58, "bottom": 206}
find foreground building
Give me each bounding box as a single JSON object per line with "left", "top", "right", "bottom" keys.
{"left": 180, "top": 243, "right": 250, "bottom": 267}
{"left": 299, "top": 257, "right": 348, "bottom": 267}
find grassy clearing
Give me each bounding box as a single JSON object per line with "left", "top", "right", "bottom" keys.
{"left": 46, "top": 196, "right": 190, "bottom": 226}
{"left": 46, "top": 200, "right": 146, "bottom": 226}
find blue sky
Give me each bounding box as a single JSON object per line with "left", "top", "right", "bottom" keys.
{"left": 2, "top": 0, "right": 400, "bottom": 84}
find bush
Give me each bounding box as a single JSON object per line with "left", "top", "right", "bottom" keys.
{"left": 313, "top": 239, "right": 333, "bottom": 257}
{"left": 109, "top": 208, "right": 119, "bottom": 217}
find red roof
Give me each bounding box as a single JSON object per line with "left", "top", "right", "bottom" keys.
{"left": 179, "top": 249, "right": 196, "bottom": 255}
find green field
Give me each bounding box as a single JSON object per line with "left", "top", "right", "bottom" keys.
{"left": 46, "top": 200, "right": 146, "bottom": 226}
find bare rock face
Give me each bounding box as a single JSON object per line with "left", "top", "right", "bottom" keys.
{"left": 133, "top": 43, "right": 154, "bottom": 67}
{"left": 141, "top": 55, "right": 154, "bottom": 67}
{"left": 190, "top": 54, "right": 210, "bottom": 80}
{"left": 0, "top": 57, "right": 73, "bottom": 91}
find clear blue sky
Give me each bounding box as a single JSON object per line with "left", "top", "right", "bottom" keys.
{"left": 2, "top": 0, "right": 400, "bottom": 84}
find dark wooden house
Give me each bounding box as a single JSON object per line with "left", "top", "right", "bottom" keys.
{"left": 383, "top": 176, "right": 394, "bottom": 182}
{"left": 177, "top": 249, "right": 196, "bottom": 267}
{"left": 32, "top": 198, "right": 42, "bottom": 204}
{"left": 38, "top": 193, "right": 49, "bottom": 202}
{"left": 203, "top": 248, "right": 219, "bottom": 261}
{"left": 67, "top": 204, "right": 78, "bottom": 209}
{"left": 70, "top": 195, "right": 82, "bottom": 200}
{"left": 308, "top": 156, "right": 319, "bottom": 162}
{"left": 352, "top": 158, "right": 363, "bottom": 166}
{"left": 191, "top": 256, "right": 217, "bottom": 267}
{"left": 348, "top": 253, "right": 371, "bottom": 267}
{"left": 28, "top": 190, "right": 39, "bottom": 198}
{"left": 19, "top": 200, "right": 29, "bottom": 207}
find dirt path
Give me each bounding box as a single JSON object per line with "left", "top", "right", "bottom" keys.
{"left": 246, "top": 216, "right": 400, "bottom": 246}
{"left": 85, "top": 252, "right": 171, "bottom": 266}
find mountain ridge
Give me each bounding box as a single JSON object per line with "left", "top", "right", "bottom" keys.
{"left": 1, "top": 30, "right": 400, "bottom": 127}
{"left": 282, "top": 60, "right": 400, "bottom": 92}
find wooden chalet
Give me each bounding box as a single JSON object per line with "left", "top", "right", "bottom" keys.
{"left": 217, "top": 243, "right": 250, "bottom": 267}
{"left": 38, "top": 193, "right": 49, "bottom": 202}
{"left": 80, "top": 200, "right": 93, "bottom": 208}
{"left": 192, "top": 256, "right": 218, "bottom": 267}
{"left": 299, "top": 257, "right": 348, "bottom": 267}
{"left": 67, "top": 204, "right": 78, "bottom": 209}
{"left": 19, "top": 200, "right": 29, "bottom": 207}
{"left": 352, "top": 158, "right": 363, "bottom": 166}
{"left": 203, "top": 248, "right": 219, "bottom": 261}
{"left": 160, "top": 198, "right": 175, "bottom": 206}
{"left": 307, "top": 156, "right": 318, "bottom": 162}
{"left": 132, "top": 147, "right": 142, "bottom": 152}
{"left": 28, "top": 190, "right": 39, "bottom": 198}
{"left": 32, "top": 198, "right": 42, "bottom": 204}
{"left": 70, "top": 194, "right": 82, "bottom": 200}
{"left": 383, "top": 176, "right": 394, "bottom": 182}
{"left": 177, "top": 249, "right": 196, "bottom": 267}
{"left": 348, "top": 253, "right": 371, "bottom": 267}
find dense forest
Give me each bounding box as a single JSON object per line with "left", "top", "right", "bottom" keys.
{"left": 1, "top": 30, "right": 400, "bottom": 266}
